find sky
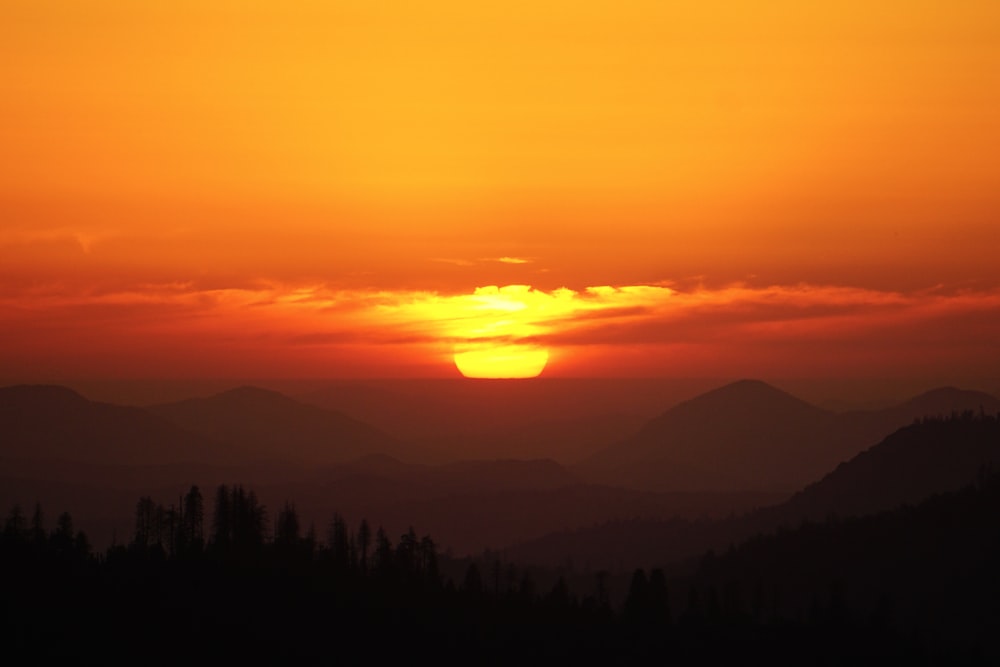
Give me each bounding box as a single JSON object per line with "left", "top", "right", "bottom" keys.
{"left": 2, "top": 1, "right": 999, "bottom": 381}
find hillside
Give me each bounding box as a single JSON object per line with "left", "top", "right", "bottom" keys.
{"left": 0, "top": 385, "right": 229, "bottom": 465}
{"left": 583, "top": 380, "right": 1000, "bottom": 493}
{"left": 514, "top": 414, "right": 1000, "bottom": 569}
{"left": 583, "top": 379, "right": 839, "bottom": 492}
{"left": 149, "top": 386, "right": 397, "bottom": 464}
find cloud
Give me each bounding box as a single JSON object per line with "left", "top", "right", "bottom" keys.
{"left": 430, "top": 256, "right": 535, "bottom": 267}
{"left": 2, "top": 279, "right": 999, "bottom": 377}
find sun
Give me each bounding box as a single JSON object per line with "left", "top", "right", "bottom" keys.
{"left": 453, "top": 344, "right": 549, "bottom": 379}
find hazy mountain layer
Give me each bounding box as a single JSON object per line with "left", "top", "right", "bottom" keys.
{"left": 149, "top": 386, "right": 396, "bottom": 465}
{"left": 0, "top": 385, "right": 230, "bottom": 465}
{"left": 511, "top": 414, "right": 1000, "bottom": 569}
{"left": 583, "top": 379, "right": 1000, "bottom": 493}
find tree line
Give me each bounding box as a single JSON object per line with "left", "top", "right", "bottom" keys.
{"left": 5, "top": 461, "right": 999, "bottom": 663}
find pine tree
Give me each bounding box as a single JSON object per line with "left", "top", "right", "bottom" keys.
{"left": 182, "top": 485, "right": 205, "bottom": 550}
{"left": 328, "top": 513, "right": 350, "bottom": 570}
{"left": 276, "top": 501, "right": 301, "bottom": 547}
{"left": 357, "top": 518, "right": 371, "bottom": 573}
{"left": 211, "top": 484, "right": 231, "bottom": 547}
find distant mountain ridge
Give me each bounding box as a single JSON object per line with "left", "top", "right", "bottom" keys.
{"left": 582, "top": 379, "right": 1000, "bottom": 493}
{"left": 148, "top": 385, "right": 396, "bottom": 465}
{"left": 511, "top": 413, "right": 1000, "bottom": 569}
{"left": 4, "top": 380, "right": 1000, "bottom": 561}
{"left": 0, "top": 384, "right": 230, "bottom": 465}
{"left": 764, "top": 413, "right": 1000, "bottom": 523}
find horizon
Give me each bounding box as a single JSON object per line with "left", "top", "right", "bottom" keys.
{"left": 5, "top": 375, "right": 1000, "bottom": 414}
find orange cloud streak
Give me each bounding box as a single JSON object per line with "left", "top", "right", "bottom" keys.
{"left": 2, "top": 281, "right": 998, "bottom": 380}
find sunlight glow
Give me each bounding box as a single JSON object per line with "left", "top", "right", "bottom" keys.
{"left": 453, "top": 344, "right": 549, "bottom": 379}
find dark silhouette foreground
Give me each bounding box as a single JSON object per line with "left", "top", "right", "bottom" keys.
{"left": 3, "top": 416, "right": 999, "bottom": 664}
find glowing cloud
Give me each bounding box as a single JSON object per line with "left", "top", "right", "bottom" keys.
{"left": 2, "top": 280, "right": 999, "bottom": 380}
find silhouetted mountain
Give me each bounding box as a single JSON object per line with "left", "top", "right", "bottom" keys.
{"left": 584, "top": 380, "right": 839, "bottom": 492}
{"left": 679, "top": 470, "right": 1000, "bottom": 659}
{"left": 583, "top": 380, "right": 1000, "bottom": 493}
{"left": 763, "top": 412, "right": 1000, "bottom": 523}
{"left": 241, "top": 457, "right": 775, "bottom": 556}
{"left": 512, "top": 415, "right": 1000, "bottom": 570}
{"left": 8, "top": 381, "right": 999, "bottom": 566}
{"left": 0, "top": 385, "right": 229, "bottom": 465}
{"left": 895, "top": 386, "right": 1000, "bottom": 417}
{"left": 149, "top": 385, "right": 396, "bottom": 464}
{"left": 297, "top": 378, "right": 714, "bottom": 463}
{"left": 3, "top": 447, "right": 781, "bottom": 555}
{"left": 837, "top": 387, "right": 1000, "bottom": 443}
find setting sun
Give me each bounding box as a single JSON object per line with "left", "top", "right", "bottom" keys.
{"left": 453, "top": 344, "right": 549, "bottom": 379}
{"left": 1, "top": 0, "right": 998, "bottom": 382}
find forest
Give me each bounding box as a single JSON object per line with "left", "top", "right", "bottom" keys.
{"left": 4, "top": 415, "right": 999, "bottom": 665}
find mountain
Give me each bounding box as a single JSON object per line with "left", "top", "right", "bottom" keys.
{"left": 583, "top": 379, "right": 839, "bottom": 492}
{"left": 296, "top": 378, "right": 712, "bottom": 463}
{"left": 583, "top": 380, "right": 1000, "bottom": 493}
{"left": 512, "top": 413, "right": 1000, "bottom": 570}
{"left": 837, "top": 386, "right": 1000, "bottom": 442}
{"left": 148, "top": 386, "right": 396, "bottom": 465}
{"left": 763, "top": 412, "right": 1000, "bottom": 523}
{"left": 0, "top": 384, "right": 228, "bottom": 465}
{"left": 678, "top": 472, "right": 1000, "bottom": 659}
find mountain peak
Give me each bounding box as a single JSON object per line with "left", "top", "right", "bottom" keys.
{"left": 901, "top": 387, "right": 999, "bottom": 412}
{"left": 148, "top": 384, "right": 394, "bottom": 465}
{"left": 584, "top": 379, "right": 834, "bottom": 492}
{"left": 673, "top": 379, "right": 825, "bottom": 417}
{"left": 200, "top": 386, "right": 302, "bottom": 410}
{"left": 712, "top": 378, "right": 796, "bottom": 395}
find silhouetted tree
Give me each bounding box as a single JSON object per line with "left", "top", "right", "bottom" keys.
{"left": 182, "top": 485, "right": 204, "bottom": 550}
{"left": 462, "top": 562, "right": 483, "bottom": 595}
{"left": 209, "top": 484, "right": 266, "bottom": 552}
{"left": 74, "top": 530, "right": 91, "bottom": 558}
{"left": 328, "top": 513, "right": 350, "bottom": 570}
{"left": 504, "top": 563, "right": 518, "bottom": 597}
{"left": 624, "top": 568, "right": 650, "bottom": 621}
{"left": 396, "top": 527, "right": 418, "bottom": 575}
{"left": 545, "top": 576, "right": 572, "bottom": 608}
{"left": 374, "top": 526, "right": 393, "bottom": 575}
{"left": 275, "top": 501, "right": 301, "bottom": 547}
{"left": 134, "top": 496, "right": 158, "bottom": 548}
{"left": 518, "top": 572, "right": 536, "bottom": 602}
{"left": 304, "top": 522, "right": 317, "bottom": 559}
{"left": 4, "top": 504, "right": 26, "bottom": 541}
{"left": 594, "top": 570, "right": 610, "bottom": 611}
{"left": 357, "top": 518, "right": 371, "bottom": 573}
{"left": 649, "top": 568, "right": 670, "bottom": 624}
{"left": 163, "top": 504, "right": 179, "bottom": 556}
{"left": 211, "top": 484, "right": 231, "bottom": 547}
{"left": 230, "top": 486, "right": 266, "bottom": 549}
{"left": 31, "top": 502, "right": 45, "bottom": 546}
{"left": 420, "top": 535, "right": 439, "bottom": 583}
{"left": 51, "top": 511, "right": 75, "bottom": 554}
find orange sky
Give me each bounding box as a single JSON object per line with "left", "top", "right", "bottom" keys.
{"left": 2, "top": 1, "right": 999, "bottom": 380}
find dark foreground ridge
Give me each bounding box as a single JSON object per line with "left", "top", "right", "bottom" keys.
{"left": 5, "top": 423, "right": 999, "bottom": 665}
